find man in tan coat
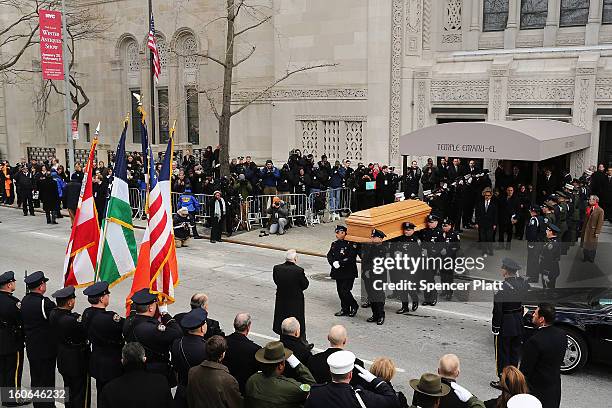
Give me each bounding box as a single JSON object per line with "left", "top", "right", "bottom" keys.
{"left": 581, "top": 195, "right": 604, "bottom": 262}
{"left": 187, "top": 335, "right": 243, "bottom": 408}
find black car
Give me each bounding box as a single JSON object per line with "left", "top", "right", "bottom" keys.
{"left": 524, "top": 287, "right": 612, "bottom": 374}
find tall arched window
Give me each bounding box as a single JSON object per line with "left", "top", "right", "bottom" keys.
{"left": 123, "top": 38, "right": 141, "bottom": 143}
{"left": 178, "top": 34, "right": 200, "bottom": 145}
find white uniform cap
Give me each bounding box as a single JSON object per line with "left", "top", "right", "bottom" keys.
{"left": 507, "top": 394, "right": 542, "bottom": 408}
{"left": 327, "top": 350, "right": 356, "bottom": 375}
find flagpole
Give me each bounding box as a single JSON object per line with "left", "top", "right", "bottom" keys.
{"left": 61, "top": 0, "right": 75, "bottom": 173}
{"left": 148, "top": 0, "right": 157, "bottom": 145}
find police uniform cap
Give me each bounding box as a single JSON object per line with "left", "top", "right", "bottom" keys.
{"left": 83, "top": 281, "right": 110, "bottom": 297}
{"left": 529, "top": 205, "right": 540, "bottom": 213}
{"left": 507, "top": 394, "right": 542, "bottom": 408}
{"left": 441, "top": 218, "right": 453, "bottom": 226}
{"left": 0, "top": 271, "right": 16, "bottom": 285}
{"left": 501, "top": 258, "right": 521, "bottom": 272}
{"left": 426, "top": 214, "right": 439, "bottom": 222}
{"left": 131, "top": 288, "right": 157, "bottom": 306}
{"left": 564, "top": 183, "right": 574, "bottom": 191}
{"left": 180, "top": 308, "right": 208, "bottom": 330}
{"left": 327, "top": 350, "right": 355, "bottom": 374}
{"left": 24, "top": 271, "right": 49, "bottom": 288}
{"left": 52, "top": 285, "right": 76, "bottom": 300}
{"left": 547, "top": 224, "right": 561, "bottom": 233}
{"left": 371, "top": 229, "right": 386, "bottom": 239}
{"left": 402, "top": 222, "right": 416, "bottom": 230}
{"left": 335, "top": 225, "right": 347, "bottom": 233}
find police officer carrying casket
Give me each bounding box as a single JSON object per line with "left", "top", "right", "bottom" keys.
{"left": 541, "top": 224, "right": 562, "bottom": 289}
{"left": 359, "top": 229, "right": 388, "bottom": 325}
{"left": 123, "top": 288, "right": 183, "bottom": 386}
{"left": 327, "top": 225, "right": 359, "bottom": 317}
{"left": 393, "top": 222, "right": 421, "bottom": 313}
{"left": 49, "top": 286, "right": 90, "bottom": 408}
{"left": 419, "top": 214, "right": 443, "bottom": 306}
{"left": 0, "top": 271, "right": 29, "bottom": 407}
{"left": 440, "top": 218, "right": 460, "bottom": 301}
{"left": 490, "top": 258, "right": 530, "bottom": 390}
{"left": 81, "top": 281, "right": 125, "bottom": 406}
{"left": 525, "top": 205, "right": 545, "bottom": 283}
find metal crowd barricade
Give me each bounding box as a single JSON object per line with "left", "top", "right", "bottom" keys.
{"left": 193, "top": 193, "right": 216, "bottom": 223}
{"left": 129, "top": 188, "right": 144, "bottom": 219}
{"left": 245, "top": 193, "right": 308, "bottom": 228}
{"left": 307, "top": 187, "right": 352, "bottom": 224}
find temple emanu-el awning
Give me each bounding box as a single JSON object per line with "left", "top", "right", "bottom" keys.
{"left": 399, "top": 119, "right": 591, "bottom": 161}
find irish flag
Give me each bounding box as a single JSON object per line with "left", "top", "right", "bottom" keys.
{"left": 96, "top": 121, "right": 138, "bottom": 286}
{"left": 64, "top": 137, "right": 100, "bottom": 287}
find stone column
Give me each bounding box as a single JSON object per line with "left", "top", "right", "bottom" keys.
{"left": 571, "top": 56, "right": 598, "bottom": 178}
{"left": 466, "top": 0, "right": 481, "bottom": 50}
{"left": 409, "top": 69, "right": 431, "bottom": 165}
{"left": 487, "top": 61, "right": 510, "bottom": 179}
{"left": 504, "top": 0, "right": 518, "bottom": 48}
{"left": 543, "top": 0, "right": 560, "bottom": 47}
{"left": 586, "top": 0, "right": 602, "bottom": 45}
{"left": 167, "top": 54, "right": 182, "bottom": 144}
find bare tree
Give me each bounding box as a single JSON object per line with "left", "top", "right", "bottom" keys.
{"left": 186, "top": 0, "right": 336, "bottom": 174}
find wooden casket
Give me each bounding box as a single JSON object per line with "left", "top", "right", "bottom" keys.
{"left": 345, "top": 200, "right": 432, "bottom": 242}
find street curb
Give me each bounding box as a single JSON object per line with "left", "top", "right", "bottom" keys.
{"left": 1, "top": 203, "right": 496, "bottom": 283}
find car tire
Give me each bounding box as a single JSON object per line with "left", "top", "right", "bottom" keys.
{"left": 561, "top": 327, "right": 588, "bottom": 374}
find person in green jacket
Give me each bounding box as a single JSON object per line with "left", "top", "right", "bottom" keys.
{"left": 245, "top": 341, "right": 315, "bottom": 408}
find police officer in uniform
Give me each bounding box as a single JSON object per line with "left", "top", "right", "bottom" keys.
{"left": 394, "top": 222, "right": 420, "bottom": 313}
{"left": 419, "top": 214, "right": 443, "bottom": 306}
{"left": 0, "top": 271, "right": 28, "bottom": 407}
{"left": 360, "top": 229, "right": 388, "bottom": 325}
{"left": 123, "top": 289, "right": 182, "bottom": 386}
{"left": 171, "top": 308, "right": 208, "bottom": 408}
{"left": 525, "top": 206, "right": 545, "bottom": 283}
{"left": 440, "top": 218, "right": 460, "bottom": 301}
{"left": 541, "top": 224, "right": 562, "bottom": 289}
{"left": 305, "top": 350, "right": 398, "bottom": 408}
{"left": 326, "top": 225, "right": 359, "bottom": 317}
{"left": 553, "top": 193, "right": 569, "bottom": 255}
{"left": 20, "top": 271, "right": 56, "bottom": 408}
{"left": 49, "top": 286, "right": 90, "bottom": 408}
{"left": 491, "top": 258, "right": 530, "bottom": 389}
{"left": 81, "top": 281, "right": 125, "bottom": 406}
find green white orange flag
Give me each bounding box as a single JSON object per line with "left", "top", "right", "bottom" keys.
{"left": 95, "top": 120, "right": 138, "bottom": 286}
{"left": 63, "top": 136, "right": 100, "bottom": 287}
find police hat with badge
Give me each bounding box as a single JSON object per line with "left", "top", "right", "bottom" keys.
{"left": 426, "top": 213, "right": 440, "bottom": 223}
{"left": 546, "top": 224, "right": 561, "bottom": 235}
{"left": 131, "top": 288, "right": 158, "bottom": 306}
{"left": 24, "top": 271, "right": 49, "bottom": 289}
{"left": 402, "top": 221, "right": 416, "bottom": 230}
{"left": 180, "top": 307, "right": 208, "bottom": 331}
{"left": 335, "top": 225, "right": 347, "bottom": 234}
{"left": 83, "top": 281, "right": 111, "bottom": 298}
{"left": 0, "top": 270, "right": 16, "bottom": 286}
{"left": 52, "top": 286, "right": 76, "bottom": 300}
{"left": 371, "top": 229, "right": 386, "bottom": 239}
{"left": 501, "top": 258, "right": 521, "bottom": 274}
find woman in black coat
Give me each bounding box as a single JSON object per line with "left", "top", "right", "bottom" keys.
{"left": 38, "top": 167, "right": 60, "bottom": 224}
{"left": 272, "top": 250, "right": 309, "bottom": 341}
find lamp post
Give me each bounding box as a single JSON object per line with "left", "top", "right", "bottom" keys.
{"left": 61, "top": 0, "right": 75, "bottom": 171}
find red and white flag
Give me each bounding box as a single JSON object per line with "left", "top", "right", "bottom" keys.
{"left": 64, "top": 136, "right": 100, "bottom": 287}
{"left": 147, "top": 13, "right": 161, "bottom": 82}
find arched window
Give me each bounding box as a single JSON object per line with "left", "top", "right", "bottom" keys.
{"left": 560, "top": 0, "right": 589, "bottom": 27}
{"left": 483, "top": 0, "right": 509, "bottom": 32}
{"left": 122, "top": 38, "right": 141, "bottom": 143}
{"left": 178, "top": 34, "right": 200, "bottom": 145}
{"left": 520, "top": 0, "right": 548, "bottom": 29}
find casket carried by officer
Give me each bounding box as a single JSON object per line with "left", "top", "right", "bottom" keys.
{"left": 345, "top": 199, "right": 431, "bottom": 242}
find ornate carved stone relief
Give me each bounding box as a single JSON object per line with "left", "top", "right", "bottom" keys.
{"left": 442, "top": 0, "right": 462, "bottom": 44}
{"left": 405, "top": 0, "right": 422, "bottom": 55}
{"left": 231, "top": 88, "right": 368, "bottom": 102}
{"left": 430, "top": 80, "right": 489, "bottom": 104}
{"left": 389, "top": 0, "right": 404, "bottom": 163}
{"left": 508, "top": 78, "right": 575, "bottom": 104}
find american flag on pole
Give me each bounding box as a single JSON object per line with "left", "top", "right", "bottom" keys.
{"left": 127, "top": 116, "right": 178, "bottom": 313}
{"left": 147, "top": 13, "right": 161, "bottom": 82}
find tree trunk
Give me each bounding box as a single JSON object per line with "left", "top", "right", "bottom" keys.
{"left": 219, "top": 0, "right": 236, "bottom": 176}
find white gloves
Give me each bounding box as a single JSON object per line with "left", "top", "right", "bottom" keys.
{"left": 451, "top": 382, "right": 473, "bottom": 403}
{"left": 332, "top": 261, "right": 341, "bottom": 269}
{"left": 355, "top": 365, "right": 376, "bottom": 383}
{"left": 286, "top": 354, "right": 301, "bottom": 368}
{"left": 158, "top": 304, "right": 168, "bottom": 314}
{"left": 492, "top": 329, "right": 499, "bottom": 336}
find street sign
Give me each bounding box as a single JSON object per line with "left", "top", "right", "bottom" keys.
{"left": 72, "top": 119, "right": 79, "bottom": 140}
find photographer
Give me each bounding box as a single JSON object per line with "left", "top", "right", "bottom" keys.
{"left": 266, "top": 197, "right": 289, "bottom": 235}
{"left": 260, "top": 160, "right": 280, "bottom": 196}
{"left": 173, "top": 207, "right": 192, "bottom": 248}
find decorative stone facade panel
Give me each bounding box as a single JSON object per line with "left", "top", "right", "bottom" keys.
{"left": 508, "top": 79, "right": 575, "bottom": 104}
{"left": 297, "top": 118, "right": 366, "bottom": 161}
{"left": 594, "top": 77, "right": 612, "bottom": 101}
{"left": 430, "top": 80, "right": 489, "bottom": 104}
{"left": 405, "top": 0, "right": 422, "bottom": 55}
{"left": 389, "top": 0, "right": 404, "bottom": 164}
{"left": 232, "top": 88, "right": 367, "bottom": 102}
{"left": 442, "top": 0, "right": 462, "bottom": 44}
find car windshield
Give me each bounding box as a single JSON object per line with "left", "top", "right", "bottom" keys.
{"left": 591, "top": 289, "right": 612, "bottom": 310}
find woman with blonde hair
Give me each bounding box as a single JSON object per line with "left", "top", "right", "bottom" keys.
{"left": 485, "top": 366, "right": 529, "bottom": 408}
{"left": 370, "top": 357, "right": 406, "bottom": 407}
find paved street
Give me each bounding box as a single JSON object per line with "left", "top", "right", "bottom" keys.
{"left": 1, "top": 206, "right": 611, "bottom": 407}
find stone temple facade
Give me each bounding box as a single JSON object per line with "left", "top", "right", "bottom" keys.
{"left": 3, "top": 0, "right": 612, "bottom": 177}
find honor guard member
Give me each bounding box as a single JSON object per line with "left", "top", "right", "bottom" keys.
{"left": 525, "top": 206, "right": 544, "bottom": 283}
{"left": 553, "top": 192, "right": 569, "bottom": 255}
{"left": 0, "top": 271, "right": 28, "bottom": 406}
{"left": 394, "top": 222, "right": 421, "bottom": 313}
{"left": 359, "top": 229, "right": 388, "bottom": 325}
{"left": 327, "top": 225, "right": 359, "bottom": 317}
{"left": 541, "top": 224, "right": 562, "bottom": 289}
{"left": 21, "top": 271, "right": 57, "bottom": 408}
{"left": 304, "top": 350, "right": 398, "bottom": 408}
{"left": 491, "top": 258, "right": 530, "bottom": 389}
{"left": 419, "top": 214, "right": 443, "bottom": 306}
{"left": 563, "top": 184, "right": 580, "bottom": 243}
{"left": 440, "top": 218, "right": 461, "bottom": 301}
{"left": 81, "top": 281, "right": 124, "bottom": 406}
{"left": 49, "top": 286, "right": 90, "bottom": 408}
{"left": 123, "top": 289, "right": 182, "bottom": 386}
{"left": 171, "top": 308, "right": 209, "bottom": 408}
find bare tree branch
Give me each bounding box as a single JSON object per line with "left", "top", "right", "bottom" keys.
{"left": 234, "top": 15, "right": 271, "bottom": 37}
{"left": 233, "top": 45, "right": 255, "bottom": 68}
{"left": 198, "top": 87, "right": 222, "bottom": 121}
{"left": 230, "top": 63, "right": 337, "bottom": 117}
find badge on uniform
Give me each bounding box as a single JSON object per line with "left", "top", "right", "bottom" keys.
{"left": 158, "top": 324, "right": 166, "bottom": 332}
{"left": 300, "top": 384, "right": 311, "bottom": 392}
{"left": 16, "top": 301, "right": 21, "bottom": 309}
{"left": 113, "top": 313, "right": 121, "bottom": 323}
{"left": 77, "top": 315, "right": 82, "bottom": 323}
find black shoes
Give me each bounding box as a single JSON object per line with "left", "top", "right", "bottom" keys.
{"left": 412, "top": 301, "right": 419, "bottom": 312}
{"left": 193, "top": 236, "right": 204, "bottom": 239}
{"left": 377, "top": 317, "right": 385, "bottom": 325}
{"left": 348, "top": 305, "right": 359, "bottom": 317}
{"left": 366, "top": 316, "right": 376, "bottom": 323}
{"left": 396, "top": 305, "right": 410, "bottom": 314}
{"left": 334, "top": 310, "right": 350, "bottom": 317}
{"left": 361, "top": 301, "right": 371, "bottom": 308}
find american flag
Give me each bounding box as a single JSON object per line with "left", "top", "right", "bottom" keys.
{"left": 147, "top": 13, "right": 161, "bottom": 82}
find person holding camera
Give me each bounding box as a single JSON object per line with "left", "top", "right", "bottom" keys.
{"left": 267, "top": 197, "right": 289, "bottom": 235}
{"left": 173, "top": 207, "right": 192, "bottom": 248}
